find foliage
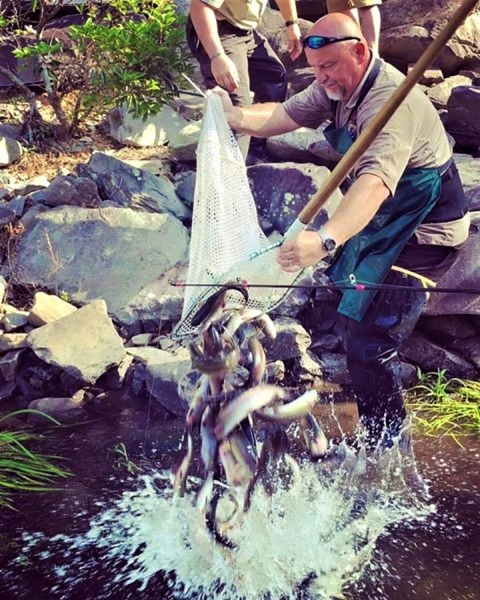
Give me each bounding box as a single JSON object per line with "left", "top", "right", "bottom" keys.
{"left": 406, "top": 369, "right": 480, "bottom": 445}
{"left": 111, "top": 442, "right": 139, "bottom": 474}
{"left": 3, "top": 0, "right": 192, "bottom": 138}
{"left": 58, "top": 289, "right": 71, "bottom": 302}
{"left": 68, "top": 0, "right": 192, "bottom": 120}
{"left": 0, "top": 410, "right": 71, "bottom": 510}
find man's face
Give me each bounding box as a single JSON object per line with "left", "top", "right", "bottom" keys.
{"left": 306, "top": 41, "right": 363, "bottom": 102}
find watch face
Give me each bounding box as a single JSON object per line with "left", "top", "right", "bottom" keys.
{"left": 323, "top": 237, "right": 336, "bottom": 253}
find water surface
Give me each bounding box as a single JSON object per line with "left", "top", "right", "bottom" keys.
{"left": 0, "top": 401, "right": 478, "bottom": 600}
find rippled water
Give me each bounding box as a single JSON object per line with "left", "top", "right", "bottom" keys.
{"left": 0, "top": 402, "right": 479, "bottom": 600}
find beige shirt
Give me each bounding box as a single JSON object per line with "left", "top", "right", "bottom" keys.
{"left": 200, "top": 0, "right": 268, "bottom": 30}
{"left": 283, "top": 58, "right": 452, "bottom": 197}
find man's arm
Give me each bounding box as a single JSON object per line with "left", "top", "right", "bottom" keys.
{"left": 274, "top": 0, "right": 303, "bottom": 60}
{"left": 213, "top": 87, "right": 300, "bottom": 137}
{"left": 278, "top": 173, "right": 391, "bottom": 270}
{"left": 189, "top": 0, "right": 239, "bottom": 92}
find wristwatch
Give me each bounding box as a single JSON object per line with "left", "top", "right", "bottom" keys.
{"left": 317, "top": 230, "right": 337, "bottom": 260}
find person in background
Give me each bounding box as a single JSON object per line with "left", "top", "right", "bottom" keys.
{"left": 327, "top": 0, "right": 382, "bottom": 55}
{"left": 186, "top": 0, "right": 303, "bottom": 162}
{"left": 213, "top": 12, "right": 469, "bottom": 449}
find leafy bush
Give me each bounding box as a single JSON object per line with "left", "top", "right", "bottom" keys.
{"left": 68, "top": 0, "right": 193, "bottom": 120}
{"left": 4, "top": 0, "right": 193, "bottom": 138}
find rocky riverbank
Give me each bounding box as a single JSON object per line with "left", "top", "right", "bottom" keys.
{"left": 0, "top": 0, "right": 479, "bottom": 429}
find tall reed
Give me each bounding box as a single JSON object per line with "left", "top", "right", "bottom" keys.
{"left": 0, "top": 410, "right": 71, "bottom": 509}
{"left": 406, "top": 369, "right": 480, "bottom": 445}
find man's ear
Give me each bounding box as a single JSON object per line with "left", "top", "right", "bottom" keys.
{"left": 353, "top": 40, "right": 368, "bottom": 64}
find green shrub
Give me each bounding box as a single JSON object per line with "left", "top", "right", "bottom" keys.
{"left": 7, "top": 0, "right": 193, "bottom": 137}
{"left": 68, "top": 0, "right": 193, "bottom": 120}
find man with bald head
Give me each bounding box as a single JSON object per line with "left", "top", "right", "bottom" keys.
{"left": 327, "top": 0, "right": 382, "bottom": 55}
{"left": 214, "top": 13, "right": 469, "bottom": 449}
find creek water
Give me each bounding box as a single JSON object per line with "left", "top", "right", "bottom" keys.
{"left": 0, "top": 400, "right": 478, "bottom": 600}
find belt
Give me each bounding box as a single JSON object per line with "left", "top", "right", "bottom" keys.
{"left": 217, "top": 19, "right": 253, "bottom": 36}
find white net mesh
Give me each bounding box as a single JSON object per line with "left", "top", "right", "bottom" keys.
{"left": 171, "top": 92, "right": 307, "bottom": 340}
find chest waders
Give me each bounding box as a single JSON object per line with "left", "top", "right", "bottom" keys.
{"left": 322, "top": 61, "right": 446, "bottom": 448}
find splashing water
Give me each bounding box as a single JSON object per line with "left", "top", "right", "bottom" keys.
{"left": 12, "top": 443, "right": 434, "bottom": 600}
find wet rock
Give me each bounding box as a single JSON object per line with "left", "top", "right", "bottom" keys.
{"left": 27, "top": 391, "right": 88, "bottom": 424}
{"left": 264, "top": 316, "right": 311, "bottom": 361}
{"left": 132, "top": 346, "right": 191, "bottom": 417}
{"left": 401, "top": 331, "right": 477, "bottom": 379}
{"left": 423, "top": 213, "right": 480, "bottom": 316}
{"left": 294, "top": 349, "right": 324, "bottom": 383}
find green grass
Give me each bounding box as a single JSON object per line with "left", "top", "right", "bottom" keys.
{"left": 0, "top": 410, "right": 71, "bottom": 510}
{"left": 406, "top": 369, "right": 480, "bottom": 445}
{"left": 111, "top": 442, "right": 140, "bottom": 474}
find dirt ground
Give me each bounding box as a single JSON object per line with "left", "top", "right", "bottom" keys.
{"left": 0, "top": 90, "right": 174, "bottom": 183}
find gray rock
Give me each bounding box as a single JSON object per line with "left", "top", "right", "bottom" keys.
{"left": 27, "top": 299, "right": 126, "bottom": 384}
{"left": 0, "top": 136, "right": 22, "bottom": 167}
{"left": 401, "top": 331, "right": 477, "bottom": 379}
{"left": 447, "top": 86, "right": 480, "bottom": 150}
{"left": 264, "top": 316, "right": 311, "bottom": 361}
{"left": 247, "top": 162, "right": 343, "bottom": 234}
{"left": 76, "top": 152, "right": 191, "bottom": 221}
{"left": 42, "top": 175, "right": 102, "bottom": 208}
{"left": 9, "top": 205, "right": 189, "bottom": 319}
{"left": 423, "top": 213, "right": 480, "bottom": 316}
{"left": 28, "top": 291, "right": 77, "bottom": 327}
{"left": 108, "top": 104, "right": 189, "bottom": 148}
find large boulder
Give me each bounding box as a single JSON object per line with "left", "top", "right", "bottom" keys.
{"left": 380, "top": 0, "right": 480, "bottom": 76}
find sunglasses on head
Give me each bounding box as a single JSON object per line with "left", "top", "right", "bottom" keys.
{"left": 302, "top": 35, "right": 360, "bottom": 49}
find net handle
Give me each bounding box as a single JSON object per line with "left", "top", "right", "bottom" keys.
{"left": 288, "top": 0, "right": 478, "bottom": 235}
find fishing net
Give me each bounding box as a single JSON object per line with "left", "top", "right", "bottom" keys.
{"left": 171, "top": 92, "right": 307, "bottom": 340}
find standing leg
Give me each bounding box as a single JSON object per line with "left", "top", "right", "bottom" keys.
{"left": 326, "top": 0, "right": 382, "bottom": 55}
{"left": 186, "top": 19, "right": 255, "bottom": 159}
{"left": 346, "top": 270, "right": 428, "bottom": 447}
{"left": 357, "top": 6, "right": 381, "bottom": 55}
{"left": 247, "top": 30, "right": 288, "bottom": 104}
{"left": 245, "top": 30, "right": 287, "bottom": 160}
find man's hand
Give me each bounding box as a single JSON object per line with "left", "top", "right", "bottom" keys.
{"left": 277, "top": 231, "right": 325, "bottom": 272}
{"left": 209, "top": 86, "right": 235, "bottom": 121}
{"left": 285, "top": 23, "right": 302, "bottom": 61}
{"left": 211, "top": 54, "right": 239, "bottom": 93}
